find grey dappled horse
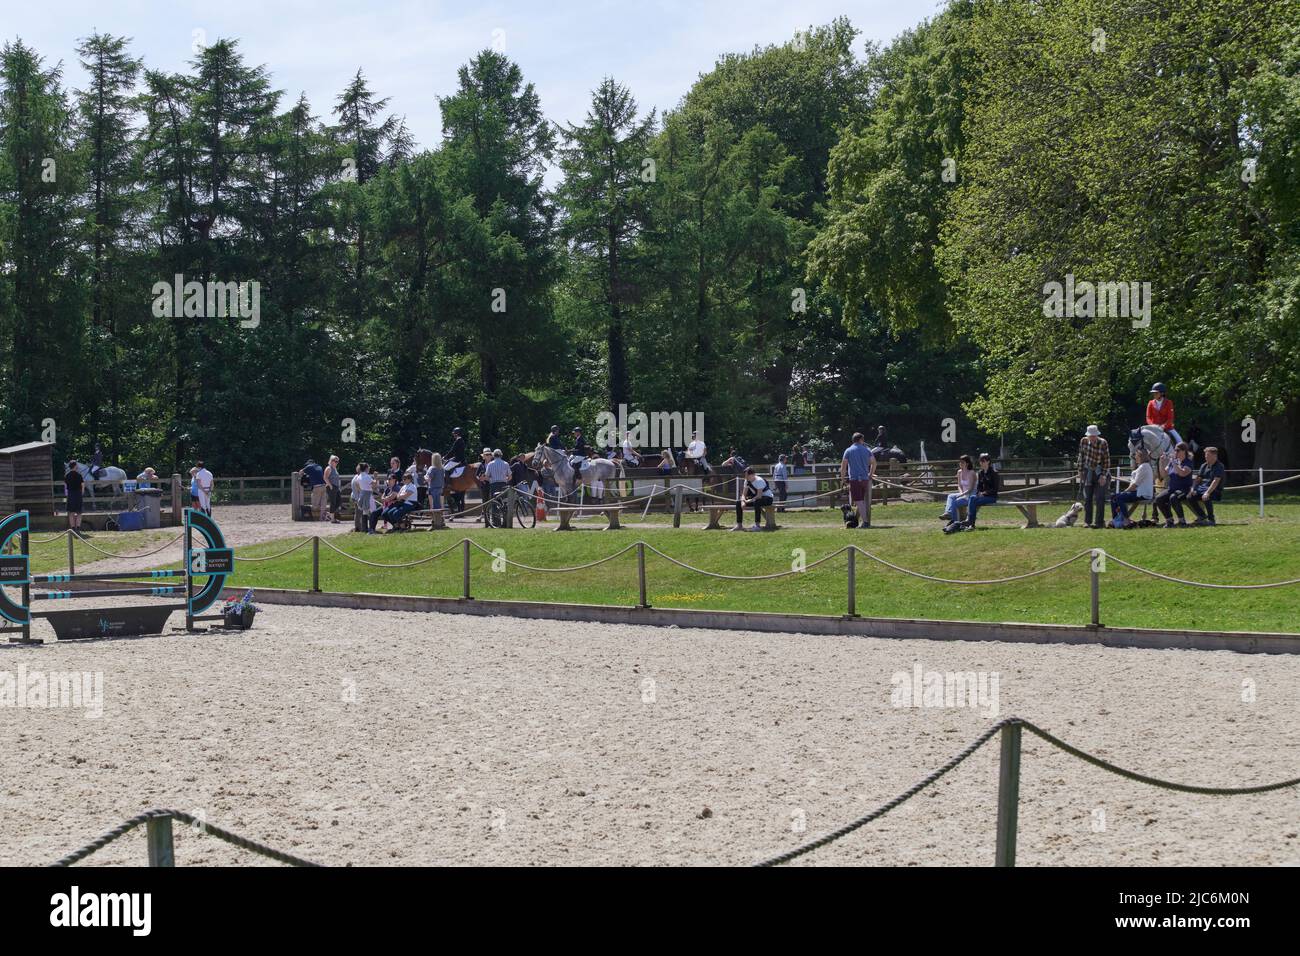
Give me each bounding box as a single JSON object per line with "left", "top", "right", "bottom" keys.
{"left": 532, "top": 444, "right": 623, "bottom": 503}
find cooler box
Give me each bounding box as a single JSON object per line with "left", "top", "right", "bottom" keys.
{"left": 116, "top": 510, "right": 145, "bottom": 532}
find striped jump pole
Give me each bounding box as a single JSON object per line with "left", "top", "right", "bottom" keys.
{"left": 0, "top": 509, "right": 233, "bottom": 642}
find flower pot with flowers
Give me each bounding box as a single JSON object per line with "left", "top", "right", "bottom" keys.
{"left": 221, "top": 589, "right": 260, "bottom": 629}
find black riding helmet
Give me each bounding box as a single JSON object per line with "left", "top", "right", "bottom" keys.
{"left": 1150, "top": 382, "right": 1166, "bottom": 394}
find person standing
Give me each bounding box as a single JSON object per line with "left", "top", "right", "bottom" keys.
{"left": 64, "top": 460, "right": 85, "bottom": 534}
{"left": 195, "top": 460, "right": 214, "bottom": 516}
{"left": 425, "top": 453, "right": 446, "bottom": 512}
{"left": 302, "top": 458, "right": 326, "bottom": 520}
{"left": 350, "top": 463, "right": 364, "bottom": 531}
{"left": 323, "top": 455, "right": 342, "bottom": 524}
{"left": 840, "top": 433, "right": 876, "bottom": 529}
{"left": 959, "top": 453, "right": 1001, "bottom": 530}
{"left": 358, "top": 463, "right": 381, "bottom": 533}
{"left": 1077, "top": 425, "right": 1111, "bottom": 529}
{"left": 773, "top": 454, "right": 789, "bottom": 512}
{"left": 484, "top": 449, "right": 513, "bottom": 526}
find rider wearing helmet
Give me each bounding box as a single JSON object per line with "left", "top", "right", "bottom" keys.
{"left": 443, "top": 427, "right": 467, "bottom": 474}
{"left": 545, "top": 425, "right": 565, "bottom": 450}
{"left": 1145, "top": 383, "right": 1183, "bottom": 446}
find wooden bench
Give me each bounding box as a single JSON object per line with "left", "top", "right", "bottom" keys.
{"left": 956, "top": 499, "right": 1050, "bottom": 528}
{"left": 703, "top": 503, "right": 778, "bottom": 530}
{"left": 400, "top": 509, "right": 446, "bottom": 531}
{"left": 554, "top": 506, "right": 623, "bottom": 530}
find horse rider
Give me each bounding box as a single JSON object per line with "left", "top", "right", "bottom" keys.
{"left": 90, "top": 442, "right": 104, "bottom": 481}
{"left": 546, "top": 425, "right": 565, "bottom": 451}
{"left": 685, "top": 432, "right": 709, "bottom": 474}
{"left": 571, "top": 427, "right": 590, "bottom": 457}
{"left": 443, "top": 427, "right": 467, "bottom": 477}
{"left": 1146, "top": 382, "right": 1183, "bottom": 447}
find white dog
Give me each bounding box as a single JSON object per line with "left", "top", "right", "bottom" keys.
{"left": 1054, "top": 502, "right": 1084, "bottom": 528}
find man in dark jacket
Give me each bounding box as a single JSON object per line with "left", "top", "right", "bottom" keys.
{"left": 959, "top": 453, "right": 1001, "bottom": 530}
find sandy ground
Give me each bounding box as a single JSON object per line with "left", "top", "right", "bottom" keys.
{"left": 2, "top": 607, "right": 1297, "bottom": 867}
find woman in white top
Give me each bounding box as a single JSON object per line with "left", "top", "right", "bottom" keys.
{"left": 941, "top": 454, "right": 978, "bottom": 523}
{"left": 1110, "top": 449, "right": 1154, "bottom": 527}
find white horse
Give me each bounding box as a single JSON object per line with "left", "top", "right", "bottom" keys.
{"left": 533, "top": 444, "right": 623, "bottom": 503}
{"left": 1128, "top": 425, "right": 1174, "bottom": 474}
{"left": 67, "top": 461, "right": 127, "bottom": 498}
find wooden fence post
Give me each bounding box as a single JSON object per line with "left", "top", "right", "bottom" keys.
{"left": 995, "top": 723, "right": 1022, "bottom": 867}
{"left": 146, "top": 816, "right": 175, "bottom": 866}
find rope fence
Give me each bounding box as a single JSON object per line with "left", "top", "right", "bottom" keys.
{"left": 755, "top": 717, "right": 1300, "bottom": 866}
{"left": 50, "top": 809, "right": 320, "bottom": 868}
{"left": 47, "top": 717, "right": 1299, "bottom": 867}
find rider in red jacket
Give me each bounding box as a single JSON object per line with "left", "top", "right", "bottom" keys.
{"left": 1145, "top": 382, "right": 1183, "bottom": 445}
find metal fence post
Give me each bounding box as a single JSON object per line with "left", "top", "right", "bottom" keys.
{"left": 846, "top": 546, "right": 857, "bottom": 617}
{"left": 67, "top": 530, "right": 75, "bottom": 575}
{"left": 995, "top": 722, "right": 1022, "bottom": 867}
{"left": 1090, "top": 549, "right": 1101, "bottom": 627}
{"left": 146, "top": 816, "right": 175, "bottom": 866}
{"left": 637, "top": 542, "right": 648, "bottom": 608}
{"left": 462, "top": 538, "right": 471, "bottom": 599}
{"left": 312, "top": 536, "right": 320, "bottom": 592}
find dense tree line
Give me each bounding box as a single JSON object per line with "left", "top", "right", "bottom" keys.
{"left": 1, "top": 3, "right": 1296, "bottom": 476}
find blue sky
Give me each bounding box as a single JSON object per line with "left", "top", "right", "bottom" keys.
{"left": 4, "top": 0, "right": 942, "bottom": 145}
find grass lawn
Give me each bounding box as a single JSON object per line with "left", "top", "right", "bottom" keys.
{"left": 23, "top": 528, "right": 181, "bottom": 576}
{"left": 214, "top": 499, "right": 1300, "bottom": 634}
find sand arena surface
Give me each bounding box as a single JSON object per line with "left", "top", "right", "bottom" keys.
{"left": 2, "top": 607, "right": 1298, "bottom": 867}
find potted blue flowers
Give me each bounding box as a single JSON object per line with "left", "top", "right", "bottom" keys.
{"left": 222, "top": 589, "right": 260, "bottom": 629}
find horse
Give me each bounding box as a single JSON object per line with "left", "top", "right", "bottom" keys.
{"left": 442, "top": 463, "right": 485, "bottom": 517}
{"left": 871, "top": 444, "right": 909, "bottom": 464}
{"left": 1128, "top": 425, "right": 1174, "bottom": 474}
{"left": 67, "top": 460, "right": 127, "bottom": 498}
{"left": 532, "top": 444, "right": 623, "bottom": 503}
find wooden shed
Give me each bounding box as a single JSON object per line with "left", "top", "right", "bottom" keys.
{"left": 0, "top": 441, "right": 55, "bottom": 517}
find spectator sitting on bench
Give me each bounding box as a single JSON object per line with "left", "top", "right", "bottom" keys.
{"left": 1185, "top": 446, "right": 1225, "bottom": 526}
{"left": 1154, "top": 441, "right": 1194, "bottom": 527}
{"left": 1110, "top": 449, "right": 1154, "bottom": 528}
{"left": 657, "top": 449, "right": 675, "bottom": 475}
{"left": 941, "top": 454, "right": 978, "bottom": 525}
{"left": 732, "top": 467, "right": 774, "bottom": 530}
{"left": 380, "top": 474, "right": 419, "bottom": 530}
{"left": 956, "top": 452, "right": 1000, "bottom": 531}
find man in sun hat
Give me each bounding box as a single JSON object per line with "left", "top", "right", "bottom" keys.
{"left": 1077, "top": 424, "right": 1111, "bottom": 529}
